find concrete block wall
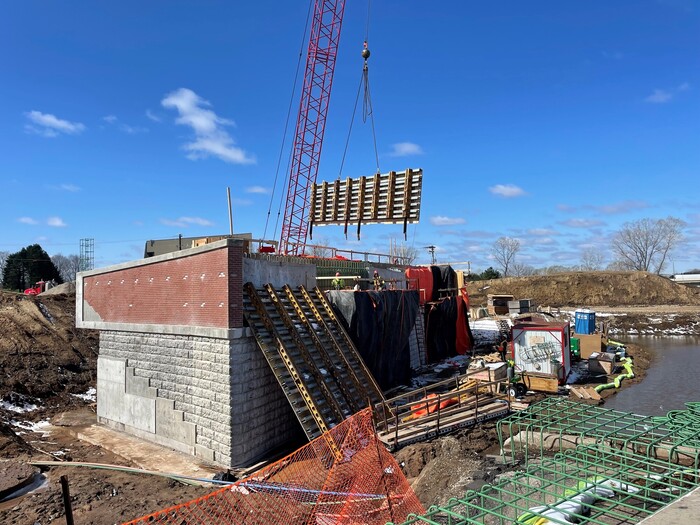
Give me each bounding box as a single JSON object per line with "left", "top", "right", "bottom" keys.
{"left": 98, "top": 329, "right": 297, "bottom": 466}
{"left": 79, "top": 240, "right": 311, "bottom": 468}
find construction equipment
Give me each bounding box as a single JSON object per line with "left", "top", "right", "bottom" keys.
{"left": 24, "top": 280, "right": 46, "bottom": 295}
{"left": 279, "top": 0, "right": 346, "bottom": 256}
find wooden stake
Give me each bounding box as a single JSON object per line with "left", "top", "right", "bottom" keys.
{"left": 60, "top": 475, "right": 75, "bottom": 525}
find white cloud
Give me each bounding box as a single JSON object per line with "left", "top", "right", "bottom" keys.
{"left": 60, "top": 184, "right": 81, "bottom": 192}
{"left": 160, "top": 216, "right": 214, "bottom": 228}
{"left": 533, "top": 237, "right": 556, "bottom": 245}
{"left": 602, "top": 51, "right": 624, "bottom": 60}
{"left": 103, "top": 115, "right": 148, "bottom": 134}
{"left": 120, "top": 124, "right": 148, "bottom": 134}
{"left": 161, "top": 88, "right": 255, "bottom": 165}
{"left": 489, "top": 184, "right": 525, "bottom": 198}
{"left": 594, "top": 200, "right": 648, "bottom": 214}
{"left": 18, "top": 217, "right": 39, "bottom": 225}
{"left": 24, "top": 110, "right": 85, "bottom": 137}
{"left": 145, "top": 109, "right": 161, "bottom": 122}
{"left": 388, "top": 142, "right": 424, "bottom": 157}
{"left": 47, "top": 216, "right": 67, "bottom": 227}
{"left": 560, "top": 218, "right": 604, "bottom": 228}
{"left": 528, "top": 228, "right": 557, "bottom": 236}
{"left": 645, "top": 89, "right": 673, "bottom": 103}
{"left": 430, "top": 215, "right": 465, "bottom": 226}
{"left": 246, "top": 185, "right": 269, "bottom": 194}
{"left": 645, "top": 83, "right": 690, "bottom": 104}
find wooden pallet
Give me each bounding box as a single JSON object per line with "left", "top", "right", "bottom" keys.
{"left": 569, "top": 386, "right": 601, "bottom": 400}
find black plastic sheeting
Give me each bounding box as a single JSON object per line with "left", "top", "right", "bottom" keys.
{"left": 325, "top": 290, "right": 419, "bottom": 391}
{"left": 425, "top": 295, "right": 474, "bottom": 363}
{"left": 429, "top": 266, "right": 442, "bottom": 302}
{"left": 429, "top": 265, "right": 457, "bottom": 300}
{"left": 439, "top": 265, "right": 457, "bottom": 292}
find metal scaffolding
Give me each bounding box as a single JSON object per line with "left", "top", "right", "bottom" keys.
{"left": 390, "top": 399, "right": 700, "bottom": 525}
{"left": 79, "top": 238, "right": 94, "bottom": 272}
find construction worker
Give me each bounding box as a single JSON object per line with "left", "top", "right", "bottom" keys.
{"left": 331, "top": 272, "right": 343, "bottom": 290}
{"left": 496, "top": 338, "right": 508, "bottom": 362}
{"left": 373, "top": 270, "right": 385, "bottom": 291}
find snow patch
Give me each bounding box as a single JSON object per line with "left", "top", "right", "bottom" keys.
{"left": 0, "top": 399, "right": 38, "bottom": 413}
{"left": 71, "top": 387, "right": 96, "bottom": 402}
{"left": 11, "top": 419, "right": 51, "bottom": 436}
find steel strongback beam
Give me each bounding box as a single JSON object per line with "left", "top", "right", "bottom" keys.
{"left": 282, "top": 284, "right": 358, "bottom": 414}
{"left": 264, "top": 284, "right": 346, "bottom": 425}
{"left": 243, "top": 283, "right": 329, "bottom": 437}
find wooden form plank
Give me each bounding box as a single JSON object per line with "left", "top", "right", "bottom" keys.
{"left": 310, "top": 168, "right": 423, "bottom": 230}
{"left": 378, "top": 401, "right": 509, "bottom": 449}
{"left": 521, "top": 372, "right": 560, "bottom": 393}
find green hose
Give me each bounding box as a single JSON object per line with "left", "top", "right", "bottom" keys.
{"left": 594, "top": 357, "right": 634, "bottom": 393}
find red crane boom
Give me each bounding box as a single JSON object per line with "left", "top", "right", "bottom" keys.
{"left": 279, "top": 0, "right": 346, "bottom": 256}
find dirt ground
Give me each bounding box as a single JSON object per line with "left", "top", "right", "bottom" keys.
{"left": 1, "top": 272, "right": 697, "bottom": 521}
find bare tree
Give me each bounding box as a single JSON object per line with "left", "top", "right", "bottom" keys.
{"left": 611, "top": 217, "right": 684, "bottom": 274}
{"left": 492, "top": 237, "right": 521, "bottom": 277}
{"left": 0, "top": 251, "right": 8, "bottom": 283}
{"left": 540, "top": 265, "right": 573, "bottom": 275}
{"left": 390, "top": 242, "right": 418, "bottom": 265}
{"left": 51, "top": 253, "right": 81, "bottom": 282}
{"left": 309, "top": 237, "right": 332, "bottom": 258}
{"left": 580, "top": 248, "right": 605, "bottom": 271}
{"left": 512, "top": 262, "right": 536, "bottom": 277}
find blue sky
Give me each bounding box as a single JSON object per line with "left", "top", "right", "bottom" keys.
{"left": 2, "top": 1, "right": 699, "bottom": 273}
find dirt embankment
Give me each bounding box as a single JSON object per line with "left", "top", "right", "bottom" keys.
{"left": 466, "top": 271, "right": 700, "bottom": 308}
{"left": 0, "top": 291, "right": 214, "bottom": 524}
{"left": 0, "top": 291, "right": 97, "bottom": 401}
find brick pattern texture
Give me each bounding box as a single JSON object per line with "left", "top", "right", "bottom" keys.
{"left": 84, "top": 246, "right": 245, "bottom": 328}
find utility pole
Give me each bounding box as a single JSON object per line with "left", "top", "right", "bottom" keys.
{"left": 425, "top": 245, "right": 436, "bottom": 265}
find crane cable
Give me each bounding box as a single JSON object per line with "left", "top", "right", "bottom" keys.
{"left": 338, "top": 0, "right": 381, "bottom": 182}
{"left": 262, "top": 1, "right": 314, "bottom": 245}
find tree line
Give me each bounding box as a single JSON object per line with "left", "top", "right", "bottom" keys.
{"left": 0, "top": 244, "right": 80, "bottom": 292}
{"left": 485, "top": 216, "right": 686, "bottom": 278}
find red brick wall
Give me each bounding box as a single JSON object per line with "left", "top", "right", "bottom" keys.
{"left": 83, "top": 245, "right": 244, "bottom": 328}
{"left": 228, "top": 243, "right": 244, "bottom": 328}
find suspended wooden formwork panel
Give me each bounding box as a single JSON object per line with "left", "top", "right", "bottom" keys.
{"left": 309, "top": 168, "right": 423, "bottom": 239}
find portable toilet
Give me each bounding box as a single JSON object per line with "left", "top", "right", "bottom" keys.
{"left": 575, "top": 309, "right": 596, "bottom": 335}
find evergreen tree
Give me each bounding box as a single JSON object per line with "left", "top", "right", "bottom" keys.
{"left": 1, "top": 244, "right": 63, "bottom": 291}
{"left": 480, "top": 267, "right": 501, "bottom": 280}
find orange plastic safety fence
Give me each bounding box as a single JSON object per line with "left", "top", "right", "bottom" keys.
{"left": 123, "top": 408, "right": 424, "bottom": 525}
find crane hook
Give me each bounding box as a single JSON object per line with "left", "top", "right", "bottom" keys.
{"left": 362, "top": 41, "right": 371, "bottom": 61}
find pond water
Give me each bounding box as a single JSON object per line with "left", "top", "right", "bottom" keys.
{"left": 604, "top": 335, "right": 700, "bottom": 416}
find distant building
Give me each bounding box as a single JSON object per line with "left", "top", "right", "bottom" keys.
{"left": 671, "top": 273, "right": 700, "bottom": 287}
{"left": 144, "top": 233, "right": 253, "bottom": 258}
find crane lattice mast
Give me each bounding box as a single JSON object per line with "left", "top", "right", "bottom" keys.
{"left": 279, "top": 0, "right": 346, "bottom": 256}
